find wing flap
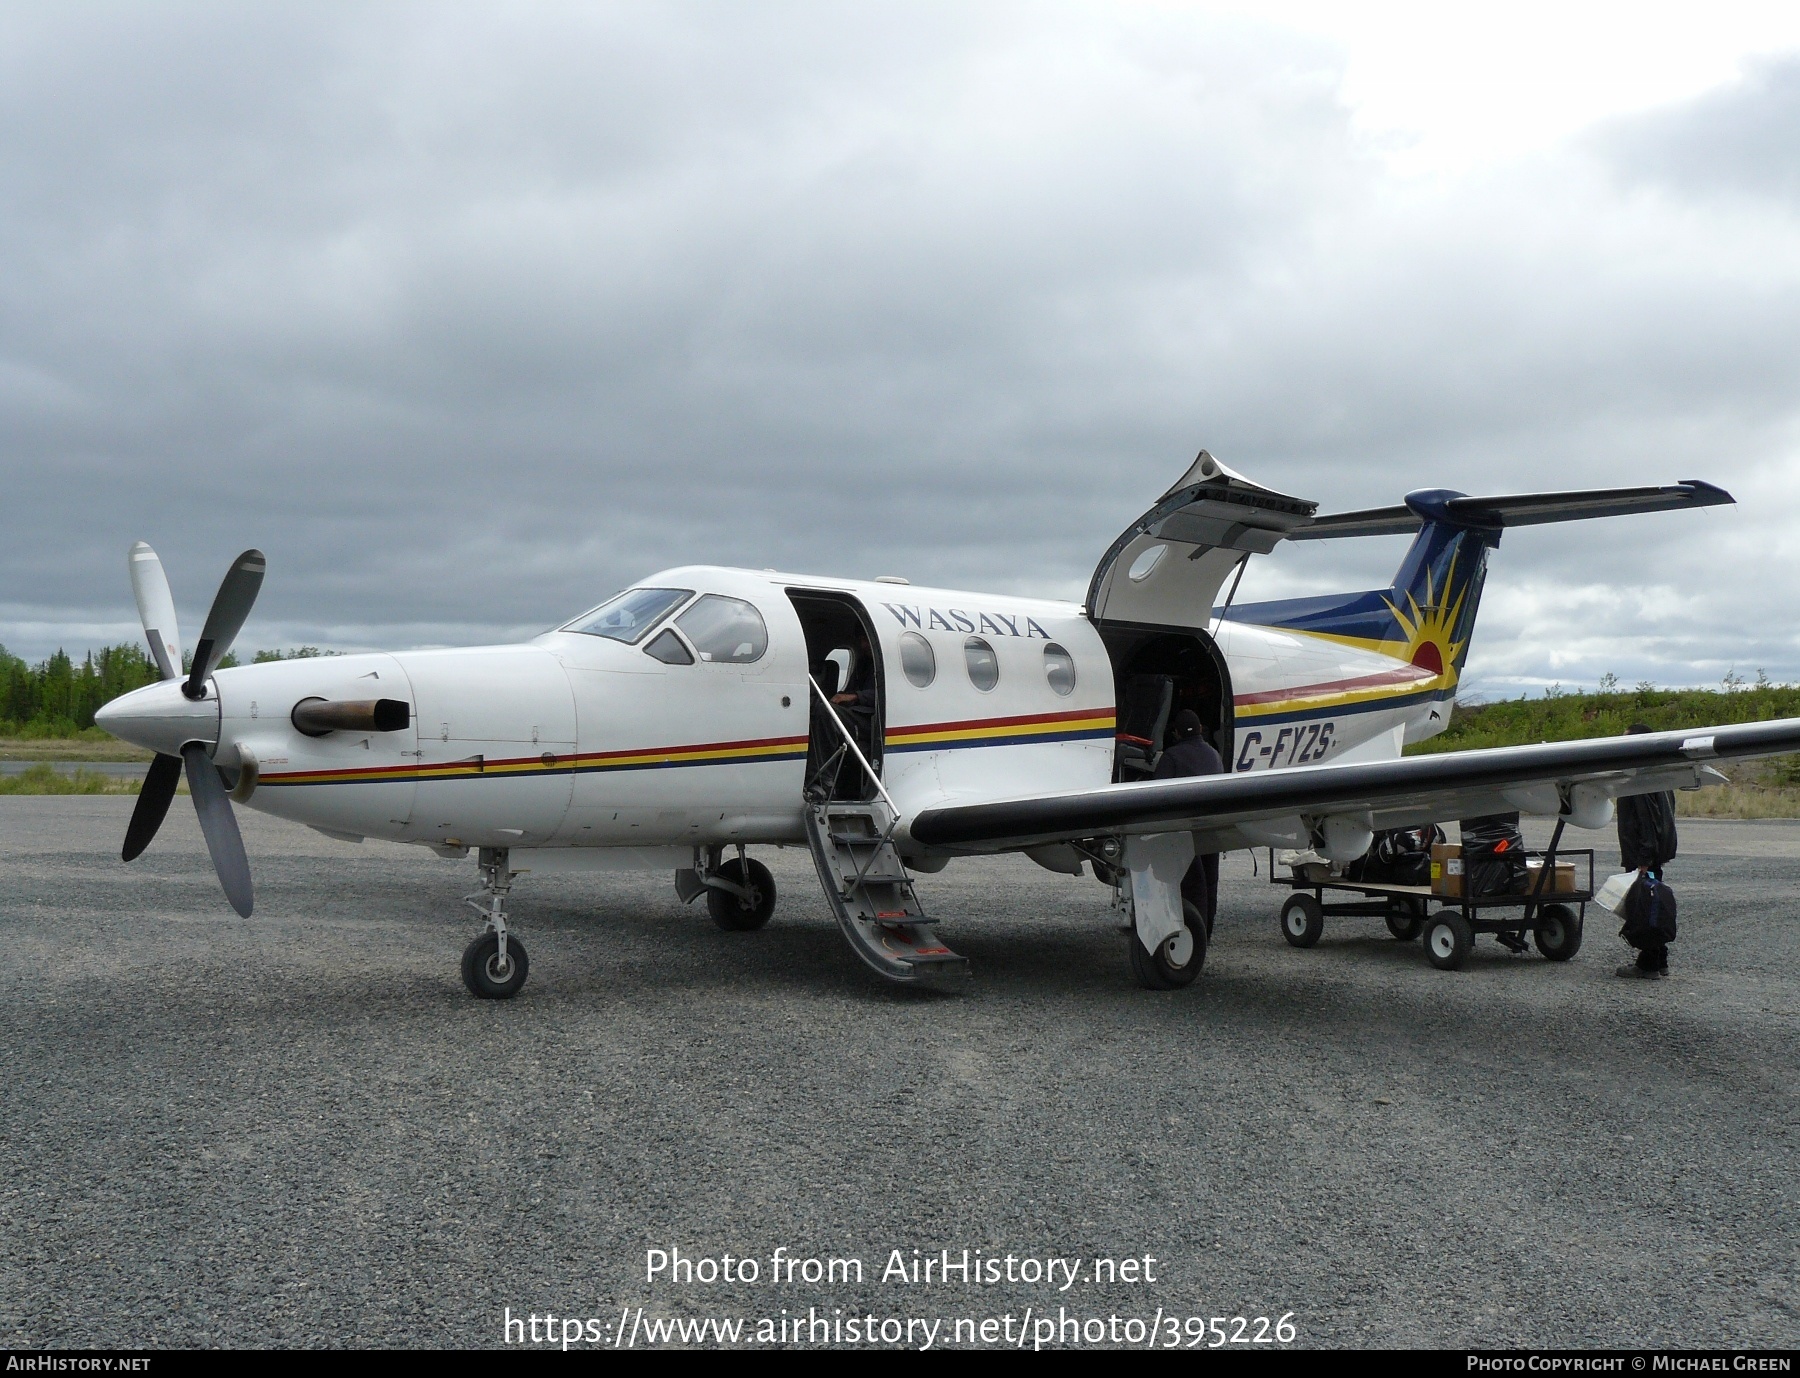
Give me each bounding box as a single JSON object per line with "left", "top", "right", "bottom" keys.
{"left": 907, "top": 718, "right": 1800, "bottom": 853}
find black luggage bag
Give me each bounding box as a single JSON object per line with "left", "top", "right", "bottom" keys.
{"left": 1345, "top": 824, "right": 1444, "bottom": 886}
{"left": 1460, "top": 812, "right": 1529, "bottom": 897}
{"left": 1621, "top": 874, "right": 1678, "bottom": 946}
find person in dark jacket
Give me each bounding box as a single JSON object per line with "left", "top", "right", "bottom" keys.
{"left": 1616, "top": 723, "right": 1678, "bottom": 979}
{"left": 1153, "top": 709, "right": 1223, "bottom": 933}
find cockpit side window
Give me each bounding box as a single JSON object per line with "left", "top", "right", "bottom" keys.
{"left": 674, "top": 595, "right": 769, "bottom": 664}
{"left": 643, "top": 629, "right": 694, "bottom": 665}
{"left": 563, "top": 587, "right": 693, "bottom": 644}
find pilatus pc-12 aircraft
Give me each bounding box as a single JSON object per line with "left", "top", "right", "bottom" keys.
{"left": 96, "top": 452, "right": 1800, "bottom": 997}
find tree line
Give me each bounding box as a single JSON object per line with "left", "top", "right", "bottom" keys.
{"left": 0, "top": 644, "right": 332, "bottom": 737}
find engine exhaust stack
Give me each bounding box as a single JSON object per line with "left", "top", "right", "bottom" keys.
{"left": 290, "top": 697, "right": 412, "bottom": 737}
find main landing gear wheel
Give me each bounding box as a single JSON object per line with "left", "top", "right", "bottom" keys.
{"left": 706, "top": 857, "right": 777, "bottom": 932}
{"left": 1280, "top": 893, "right": 1324, "bottom": 948}
{"left": 1385, "top": 898, "right": 1424, "bottom": 941}
{"left": 1533, "top": 903, "right": 1583, "bottom": 961}
{"left": 462, "top": 932, "right": 529, "bottom": 999}
{"left": 1129, "top": 900, "right": 1208, "bottom": 990}
{"left": 1423, "top": 912, "right": 1474, "bottom": 971}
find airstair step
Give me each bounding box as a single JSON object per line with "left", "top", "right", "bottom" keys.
{"left": 803, "top": 796, "right": 965, "bottom": 984}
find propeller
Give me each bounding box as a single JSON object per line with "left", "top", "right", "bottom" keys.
{"left": 128, "top": 541, "right": 182, "bottom": 681}
{"left": 184, "top": 742, "right": 254, "bottom": 917}
{"left": 117, "top": 543, "right": 265, "bottom": 917}
{"left": 184, "top": 549, "right": 265, "bottom": 700}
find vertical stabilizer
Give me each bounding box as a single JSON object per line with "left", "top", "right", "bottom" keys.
{"left": 1378, "top": 492, "right": 1500, "bottom": 679}
{"left": 1222, "top": 489, "right": 1501, "bottom": 693}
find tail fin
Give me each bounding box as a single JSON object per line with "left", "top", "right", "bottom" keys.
{"left": 1378, "top": 509, "right": 1495, "bottom": 679}
{"left": 1227, "top": 510, "right": 1496, "bottom": 682}
{"left": 1224, "top": 479, "right": 1733, "bottom": 687}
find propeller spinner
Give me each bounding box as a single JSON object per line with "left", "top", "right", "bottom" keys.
{"left": 102, "top": 544, "right": 265, "bottom": 917}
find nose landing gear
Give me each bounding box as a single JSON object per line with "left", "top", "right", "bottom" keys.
{"left": 462, "top": 847, "right": 529, "bottom": 999}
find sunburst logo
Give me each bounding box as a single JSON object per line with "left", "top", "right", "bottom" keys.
{"left": 1383, "top": 552, "right": 1470, "bottom": 684}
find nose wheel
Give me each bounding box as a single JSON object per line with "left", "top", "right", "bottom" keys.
{"left": 462, "top": 931, "right": 530, "bottom": 998}
{"left": 461, "top": 846, "right": 530, "bottom": 999}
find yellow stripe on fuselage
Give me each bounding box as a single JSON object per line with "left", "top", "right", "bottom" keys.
{"left": 885, "top": 711, "right": 1115, "bottom": 749}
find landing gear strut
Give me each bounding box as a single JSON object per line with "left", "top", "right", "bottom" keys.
{"left": 462, "top": 846, "right": 529, "bottom": 998}
{"left": 674, "top": 844, "right": 779, "bottom": 931}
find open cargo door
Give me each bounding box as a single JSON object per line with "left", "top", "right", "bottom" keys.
{"left": 1086, "top": 451, "right": 1316, "bottom": 630}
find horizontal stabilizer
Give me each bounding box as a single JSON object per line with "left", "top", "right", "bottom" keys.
{"left": 1289, "top": 480, "right": 1733, "bottom": 540}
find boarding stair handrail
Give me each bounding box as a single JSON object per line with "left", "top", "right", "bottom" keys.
{"left": 806, "top": 675, "right": 915, "bottom": 904}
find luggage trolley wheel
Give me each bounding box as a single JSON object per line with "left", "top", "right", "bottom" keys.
{"left": 1385, "top": 897, "right": 1425, "bottom": 941}
{"left": 1423, "top": 912, "right": 1473, "bottom": 970}
{"left": 1533, "top": 902, "right": 1583, "bottom": 961}
{"left": 1280, "top": 893, "right": 1324, "bottom": 948}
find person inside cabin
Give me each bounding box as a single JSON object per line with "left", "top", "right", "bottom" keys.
{"left": 1154, "top": 709, "right": 1223, "bottom": 934}
{"left": 831, "top": 630, "right": 877, "bottom": 712}
{"left": 829, "top": 629, "right": 881, "bottom": 791}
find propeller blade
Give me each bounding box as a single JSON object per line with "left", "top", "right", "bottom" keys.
{"left": 122, "top": 752, "right": 184, "bottom": 861}
{"left": 128, "top": 542, "right": 182, "bottom": 681}
{"left": 183, "top": 549, "right": 265, "bottom": 700}
{"left": 182, "top": 743, "right": 254, "bottom": 917}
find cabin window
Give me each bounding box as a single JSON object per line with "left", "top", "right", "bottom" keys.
{"left": 899, "top": 632, "right": 935, "bottom": 687}
{"left": 675, "top": 594, "right": 768, "bottom": 663}
{"left": 564, "top": 587, "right": 693, "bottom": 643}
{"left": 964, "top": 636, "right": 999, "bottom": 692}
{"left": 1043, "top": 642, "right": 1076, "bottom": 696}
{"left": 643, "top": 629, "right": 694, "bottom": 665}
{"left": 1126, "top": 544, "right": 1166, "bottom": 583}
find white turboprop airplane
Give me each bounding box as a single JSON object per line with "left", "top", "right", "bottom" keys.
{"left": 96, "top": 452, "right": 1800, "bottom": 997}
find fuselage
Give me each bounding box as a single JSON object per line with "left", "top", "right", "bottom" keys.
{"left": 97, "top": 564, "right": 1456, "bottom": 859}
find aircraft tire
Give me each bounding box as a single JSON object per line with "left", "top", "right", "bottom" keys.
{"left": 1423, "top": 913, "right": 1473, "bottom": 971}
{"left": 1280, "top": 893, "right": 1324, "bottom": 948}
{"left": 1532, "top": 903, "right": 1583, "bottom": 961}
{"left": 1385, "top": 898, "right": 1424, "bottom": 941}
{"left": 1128, "top": 900, "right": 1208, "bottom": 989}
{"left": 706, "top": 857, "right": 777, "bottom": 932}
{"left": 461, "top": 932, "right": 529, "bottom": 999}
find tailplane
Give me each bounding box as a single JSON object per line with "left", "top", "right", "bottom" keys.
{"left": 1222, "top": 479, "right": 1733, "bottom": 687}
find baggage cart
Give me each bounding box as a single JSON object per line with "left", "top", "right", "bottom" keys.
{"left": 1269, "top": 820, "right": 1595, "bottom": 971}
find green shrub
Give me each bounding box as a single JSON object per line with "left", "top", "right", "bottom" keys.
{"left": 0, "top": 764, "right": 144, "bottom": 795}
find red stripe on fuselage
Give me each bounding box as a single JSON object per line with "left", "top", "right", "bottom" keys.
{"left": 263, "top": 732, "right": 810, "bottom": 783}
{"left": 887, "top": 706, "right": 1115, "bottom": 736}
{"left": 1233, "top": 665, "right": 1436, "bottom": 707}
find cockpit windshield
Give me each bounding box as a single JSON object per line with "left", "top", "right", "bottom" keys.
{"left": 562, "top": 587, "right": 693, "bottom": 643}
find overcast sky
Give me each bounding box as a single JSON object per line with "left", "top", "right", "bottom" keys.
{"left": 4, "top": 1, "right": 1799, "bottom": 696}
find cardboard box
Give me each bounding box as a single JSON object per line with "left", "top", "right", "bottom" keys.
{"left": 1526, "top": 859, "right": 1578, "bottom": 895}
{"left": 1431, "top": 842, "right": 1464, "bottom": 896}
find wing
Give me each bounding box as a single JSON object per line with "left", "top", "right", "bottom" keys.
{"left": 907, "top": 718, "right": 1800, "bottom": 854}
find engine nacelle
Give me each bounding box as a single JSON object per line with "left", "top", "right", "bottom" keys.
{"left": 1319, "top": 813, "right": 1375, "bottom": 864}
{"left": 1564, "top": 782, "right": 1616, "bottom": 830}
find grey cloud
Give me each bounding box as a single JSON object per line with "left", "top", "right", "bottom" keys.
{"left": 1596, "top": 55, "right": 1800, "bottom": 205}
{"left": 3, "top": 5, "right": 1798, "bottom": 696}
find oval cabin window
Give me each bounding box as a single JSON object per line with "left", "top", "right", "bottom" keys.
{"left": 1043, "top": 643, "right": 1076, "bottom": 696}
{"left": 1127, "top": 544, "right": 1167, "bottom": 582}
{"left": 964, "top": 636, "right": 999, "bottom": 692}
{"left": 899, "top": 631, "right": 935, "bottom": 687}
